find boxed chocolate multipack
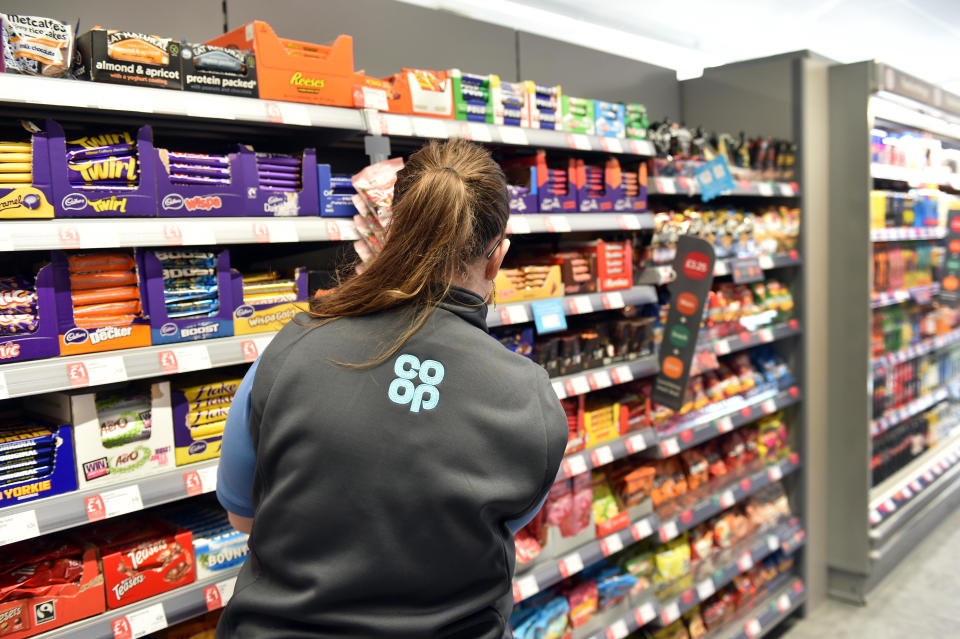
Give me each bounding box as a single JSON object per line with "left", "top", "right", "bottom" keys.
{"left": 0, "top": 414, "right": 77, "bottom": 510}
{"left": 231, "top": 267, "right": 307, "bottom": 335}
{"left": 74, "top": 28, "right": 183, "bottom": 90}
{"left": 27, "top": 381, "right": 175, "bottom": 489}
{"left": 170, "top": 370, "right": 243, "bottom": 466}
{"left": 181, "top": 42, "right": 258, "bottom": 97}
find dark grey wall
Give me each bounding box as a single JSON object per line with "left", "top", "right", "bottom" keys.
{"left": 4, "top": 0, "right": 224, "bottom": 43}
{"left": 680, "top": 53, "right": 798, "bottom": 138}
{"left": 516, "top": 32, "right": 680, "bottom": 120}
{"left": 225, "top": 0, "right": 519, "bottom": 80}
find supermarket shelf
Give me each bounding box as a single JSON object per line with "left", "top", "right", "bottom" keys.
{"left": 872, "top": 328, "right": 960, "bottom": 373}
{"left": 707, "top": 578, "right": 806, "bottom": 639}
{"left": 864, "top": 456, "right": 960, "bottom": 593}
{"left": 647, "top": 176, "right": 799, "bottom": 198}
{"left": 703, "top": 321, "right": 802, "bottom": 360}
{"left": 506, "top": 213, "right": 654, "bottom": 234}
{"left": 654, "top": 521, "right": 804, "bottom": 628}
{"left": 0, "top": 461, "right": 219, "bottom": 547}
{"left": 365, "top": 110, "right": 656, "bottom": 156}
{"left": 512, "top": 513, "right": 660, "bottom": 603}
{"left": 30, "top": 569, "right": 240, "bottom": 639}
{"left": 487, "top": 286, "right": 658, "bottom": 329}
{"left": 870, "top": 162, "right": 960, "bottom": 190}
{"left": 870, "top": 282, "right": 940, "bottom": 308}
{"left": 870, "top": 226, "right": 946, "bottom": 242}
{"left": 653, "top": 386, "right": 802, "bottom": 458}
{"left": 550, "top": 355, "right": 658, "bottom": 400}
{"left": 0, "top": 217, "right": 361, "bottom": 252}
{"left": 869, "top": 429, "right": 960, "bottom": 529}
{"left": 0, "top": 74, "right": 366, "bottom": 131}
{"left": 870, "top": 386, "right": 949, "bottom": 438}
{"left": 657, "top": 455, "right": 801, "bottom": 543}
{"left": 557, "top": 427, "right": 660, "bottom": 482}
{"left": 0, "top": 333, "right": 274, "bottom": 400}
{"left": 638, "top": 252, "right": 802, "bottom": 286}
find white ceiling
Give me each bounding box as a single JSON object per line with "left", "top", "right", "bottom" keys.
{"left": 398, "top": 0, "right": 960, "bottom": 94}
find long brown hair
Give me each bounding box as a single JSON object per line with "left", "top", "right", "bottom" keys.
{"left": 308, "top": 138, "right": 509, "bottom": 367}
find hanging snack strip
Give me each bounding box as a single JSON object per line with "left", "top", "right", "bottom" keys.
{"left": 0, "top": 140, "right": 32, "bottom": 190}
{"left": 242, "top": 271, "right": 298, "bottom": 305}
{"left": 65, "top": 131, "right": 139, "bottom": 190}
{"left": 159, "top": 150, "right": 232, "bottom": 186}
{"left": 68, "top": 252, "right": 141, "bottom": 328}
{"left": 159, "top": 251, "right": 220, "bottom": 319}
{"left": 0, "top": 422, "right": 58, "bottom": 488}
{"left": 256, "top": 152, "right": 301, "bottom": 192}
{"left": 96, "top": 392, "right": 152, "bottom": 449}
{"left": 0, "top": 275, "right": 38, "bottom": 335}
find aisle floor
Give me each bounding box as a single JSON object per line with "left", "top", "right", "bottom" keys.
{"left": 777, "top": 507, "right": 960, "bottom": 638}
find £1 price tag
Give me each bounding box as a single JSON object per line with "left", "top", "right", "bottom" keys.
{"left": 631, "top": 518, "right": 653, "bottom": 540}
{"left": 205, "top": 577, "right": 237, "bottom": 611}
{"left": 513, "top": 574, "right": 539, "bottom": 601}
{"left": 634, "top": 601, "right": 656, "bottom": 626}
{"left": 67, "top": 361, "right": 90, "bottom": 388}
{"left": 696, "top": 578, "right": 715, "bottom": 601}
{"left": 506, "top": 216, "right": 531, "bottom": 235}
{"left": 601, "top": 533, "right": 624, "bottom": 556}
{"left": 158, "top": 350, "right": 179, "bottom": 374}
{"left": 558, "top": 552, "right": 584, "bottom": 578}
{"left": 610, "top": 365, "right": 633, "bottom": 384}
{"left": 625, "top": 433, "right": 648, "bottom": 454}
{"left": 590, "top": 445, "right": 614, "bottom": 467}
{"left": 745, "top": 618, "right": 762, "bottom": 638}
{"left": 242, "top": 339, "right": 259, "bottom": 363}
{"left": 606, "top": 619, "right": 629, "bottom": 639}
{"left": 602, "top": 291, "right": 625, "bottom": 309}
{"left": 568, "top": 295, "right": 594, "bottom": 315}
{"left": 114, "top": 603, "right": 167, "bottom": 638}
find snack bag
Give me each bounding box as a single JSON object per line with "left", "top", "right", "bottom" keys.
{"left": 351, "top": 157, "right": 404, "bottom": 270}
{"left": 1, "top": 13, "right": 74, "bottom": 76}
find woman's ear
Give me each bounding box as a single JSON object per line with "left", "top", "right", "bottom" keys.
{"left": 484, "top": 238, "right": 510, "bottom": 280}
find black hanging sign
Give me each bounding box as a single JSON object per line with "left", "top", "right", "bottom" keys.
{"left": 651, "top": 236, "right": 717, "bottom": 411}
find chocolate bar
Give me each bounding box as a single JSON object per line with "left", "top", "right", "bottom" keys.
{"left": 71, "top": 270, "right": 137, "bottom": 290}
{"left": 0, "top": 152, "right": 31, "bottom": 162}
{"left": 179, "top": 379, "right": 241, "bottom": 402}
{"left": 68, "top": 252, "right": 136, "bottom": 274}
{"left": 189, "top": 394, "right": 235, "bottom": 412}
{"left": 66, "top": 142, "right": 136, "bottom": 162}
{"left": 164, "top": 283, "right": 218, "bottom": 303}
{"left": 255, "top": 155, "right": 300, "bottom": 166}
{"left": 167, "top": 151, "right": 228, "bottom": 167}
{"left": 170, "top": 174, "right": 230, "bottom": 185}
{"left": 168, "top": 164, "right": 231, "bottom": 178}
{"left": 166, "top": 298, "right": 218, "bottom": 317}
{"left": 0, "top": 289, "right": 36, "bottom": 314}
{"left": 186, "top": 405, "right": 230, "bottom": 427}
{"left": 0, "top": 423, "right": 58, "bottom": 454}
{"left": 0, "top": 313, "right": 38, "bottom": 334}
{"left": 96, "top": 393, "right": 152, "bottom": 448}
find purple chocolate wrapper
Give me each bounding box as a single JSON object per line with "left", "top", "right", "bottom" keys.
{"left": 167, "top": 152, "right": 229, "bottom": 167}
{"left": 0, "top": 276, "right": 33, "bottom": 291}
{"left": 65, "top": 143, "right": 136, "bottom": 162}
{"left": 259, "top": 178, "right": 302, "bottom": 187}
{"left": 0, "top": 313, "right": 38, "bottom": 334}
{"left": 169, "top": 164, "right": 231, "bottom": 179}
{"left": 67, "top": 155, "right": 138, "bottom": 183}
{"left": 260, "top": 164, "right": 300, "bottom": 175}
{"left": 258, "top": 170, "right": 302, "bottom": 181}
{"left": 261, "top": 186, "right": 298, "bottom": 192}
{"left": 170, "top": 174, "right": 231, "bottom": 185}
{"left": 255, "top": 156, "right": 301, "bottom": 167}
{"left": 0, "top": 289, "right": 37, "bottom": 314}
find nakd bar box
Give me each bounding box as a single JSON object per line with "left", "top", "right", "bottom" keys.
{"left": 88, "top": 518, "right": 194, "bottom": 609}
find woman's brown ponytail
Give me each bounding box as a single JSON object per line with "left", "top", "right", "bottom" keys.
{"left": 307, "top": 138, "right": 509, "bottom": 367}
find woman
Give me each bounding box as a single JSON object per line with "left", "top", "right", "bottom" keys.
{"left": 216, "top": 138, "right": 568, "bottom": 638}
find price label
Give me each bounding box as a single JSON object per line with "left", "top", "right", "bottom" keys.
{"left": 778, "top": 183, "right": 794, "bottom": 197}
{"left": 661, "top": 601, "right": 680, "bottom": 624}
{"left": 568, "top": 296, "right": 594, "bottom": 315}
{"left": 660, "top": 438, "right": 680, "bottom": 457}
{"left": 719, "top": 490, "right": 735, "bottom": 508}
{"left": 882, "top": 498, "right": 896, "bottom": 512}
{"left": 545, "top": 215, "right": 572, "bottom": 233}
{"left": 68, "top": 357, "right": 128, "bottom": 388}
{"left": 602, "top": 292, "right": 625, "bottom": 309}
{"left": 869, "top": 510, "right": 882, "bottom": 525}
{"left": 568, "top": 134, "right": 591, "bottom": 151}
{"left": 737, "top": 551, "right": 754, "bottom": 572}
{"left": 628, "top": 139, "right": 647, "bottom": 154}
{"left": 762, "top": 399, "right": 777, "bottom": 414}
{"left": 383, "top": 114, "right": 415, "bottom": 137}
{"left": 507, "top": 216, "right": 531, "bottom": 234}
{"left": 901, "top": 486, "right": 913, "bottom": 499}
{"left": 0, "top": 372, "right": 10, "bottom": 401}
{"left": 184, "top": 465, "right": 218, "bottom": 497}
{"left": 757, "top": 182, "right": 774, "bottom": 196}
{"left": 618, "top": 214, "right": 641, "bottom": 230}
{"left": 602, "top": 138, "right": 624, "bottom": 154}
{"left": 767, "top": 534, "right": 780, "bottom": 551}
{"left": 634, "top": 601, "right": 656, "bottom": 625}
{"left": 276, "top": 102, "right": 311, "bottom": 126}
{"left": 265, "top": 220, "right": 299, "bottom": 243}
{"left": 696, "top": 578, "right": 715, "bottom": 600}
{"left": 413, "top": 118, "right": 449, "bottom": 139}
{"left": 660, "top": 520, "right": 679, "bottom": 541}
{"left": 626, "top": 433, "right": 648, "bottom": 454}
{"left": 112, "top": 603, "right": 167, "bottom": 639}
{"left": 498, "top": 305, "right": 530, "bottom": 325}
{"left": 87, "top": 485, "right": 143, "bottom": 522}
{"left": 589, "top": 370, "right": 613, "bottom": 390}
{"left": 566, "top": 376, "right": 590, "bottom": 396}
{"left": 714, "top": 261, "right": 730, "bottom": 276}
{"left": 714, "top": 339, "right": 731, "bottom": 355}
{"left": 514, "top": 574, "right": 539, "bottom": 601}
{"left": 204, "top": 577, "right": 237, "bottom": 611}
{"left": 745, "top": 618, "right": 762, "bottom": 638}
{"left": 552, "top": 381, "right": 566, "bottom": 399}
{"left": 777, "top": 593, "right": 792, "bottom": 613}
{"left": 758, "top": 254, "right": 775, "bottom": 269}
{"left": 606, "top": 619, "right": 629, "bottom": 639}
{"left": 0, "top": 510, "right": 39, "bottom": 546}
{"left": 590, "top": 445, "right": 614, "bottom": 467}
{"left": 465, "top": 122, "right": 493, "bottom": 142}
{"left": 57, "top": 224, "right": 81, "bottom": 249}
{"left": 499, "top": 126, "right": 529, "bottom": 146}
{"left": 759, "top": 328, "right": 775, "bottom": 342}
{"left": 610, "top": 365, "right": 633, "bottom": 384}
{"left": 717, "top": 416, "right": 734, "bottom": 433}
{"left": 631, "top": 518, "right": 653, "bottom": 540}
{"left": 911, "top": 479, "right": 923, "bottom": 492}
{"left": 241, "top": 339, "right": 260, "bottom": 363}
{"left": 561, "top": 455, "right": 588, "bottom": 478}
{"left": 558, "top": 552, "right": 584, "bottom": 578}
{"left": 176, "top": 222, "right": 217, "bottom": 245}
{"left": 656, "top": 178, "right": 677, "bottom": 194}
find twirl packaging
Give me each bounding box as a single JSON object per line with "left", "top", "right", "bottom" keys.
{"left": 140, "top": 249, "right": 236, "bottom": 344}
{"left": 0, "top": 537, "right": 104, "bottom": 638}
{"left": 87, "top": 518, "right": 194, "bottom": 608}
{"left": 28, "top": 381, "right": 175, "bottom": 489}
{"left": 74, "top": 28, "right": 183, "bottom": 90}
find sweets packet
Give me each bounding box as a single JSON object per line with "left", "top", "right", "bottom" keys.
{"left": 0, "top": 13, "right": 75, "bottom": 77}
{"left": 350, "top": 157, "right": 404, "bottom": 271}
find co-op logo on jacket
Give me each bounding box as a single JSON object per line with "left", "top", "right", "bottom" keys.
{"left": 388, "top": 354, "right": 444, "bottom": 413}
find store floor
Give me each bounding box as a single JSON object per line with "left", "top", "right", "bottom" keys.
{"left": 776, "top": 507, "right": 960, "bottom": 638}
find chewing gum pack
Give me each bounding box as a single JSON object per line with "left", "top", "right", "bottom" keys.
{"left": 75, "top": 28, "right": 183, "bottom": 90}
